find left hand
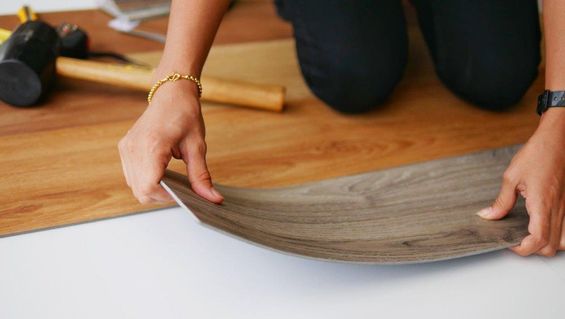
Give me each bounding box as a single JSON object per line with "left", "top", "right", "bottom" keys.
{"left": 477, "top": 108, "right": 565, "bottom": 256}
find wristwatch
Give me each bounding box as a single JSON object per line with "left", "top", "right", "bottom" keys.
{"left": 537, "top": 90, "right": 565, "bottom": 115}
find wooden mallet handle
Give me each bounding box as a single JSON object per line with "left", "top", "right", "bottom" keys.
{"left": 56, "top": 57, "right": 285, "bottom": 112}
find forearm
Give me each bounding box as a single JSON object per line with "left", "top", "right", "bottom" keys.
{"left": 544, "top": 0, "right": 565, "bottom": 90}
{"left": 157, "top": 0, "right": 231, "bottom": 77}
{"left": 542, "top": 0, "right": 565, "bottom": 122}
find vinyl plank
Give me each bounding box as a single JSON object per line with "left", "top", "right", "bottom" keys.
{"left": 162, "top": 146, "right": 529, "bottom": 264}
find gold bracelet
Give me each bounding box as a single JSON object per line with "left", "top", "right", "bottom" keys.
{"left": 147, "top": 72, "right": 203, "bottom": 103}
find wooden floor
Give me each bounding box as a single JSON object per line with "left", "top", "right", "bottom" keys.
{"left": 0, "top": 1, "right": 541, "bottom": 236}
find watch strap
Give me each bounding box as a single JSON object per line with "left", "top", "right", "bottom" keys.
{"left": 537, "top": 90, "right": 565, "bottom": 115}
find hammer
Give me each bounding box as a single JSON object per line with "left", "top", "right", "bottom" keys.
{"left": 0, "top": 21, "right": 285, "bottom": 111}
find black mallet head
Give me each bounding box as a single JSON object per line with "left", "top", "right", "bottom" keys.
{"left": 0, "top": 21, "right": 60, "bottom": 107}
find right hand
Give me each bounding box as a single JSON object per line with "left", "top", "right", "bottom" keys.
{"left": 118, "top": 78, "right": 224, "bottom": 204}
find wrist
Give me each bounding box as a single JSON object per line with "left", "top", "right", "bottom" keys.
{"left": 154, "top": 58, "right": 202, "bottom": 79}
{"left": 148, "top": 69, "right": 202, "bottom": 105}
{"left": 541, "top": 107, "right": 565, "bottom": 121}
{"left": 539, "top": 107, "right": 565, "bottom": 132}
{"left": 147, "top": 78, "right": 201, "bottom": 112}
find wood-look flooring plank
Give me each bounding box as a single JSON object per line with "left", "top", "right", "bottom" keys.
{"left": 162, "top": 146, "right": 529, "bottom": 264}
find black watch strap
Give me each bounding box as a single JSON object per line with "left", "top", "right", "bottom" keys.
{"left": 537, "top": 90, "right": 565, "bottom": 115}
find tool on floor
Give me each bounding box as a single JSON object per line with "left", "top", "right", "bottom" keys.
{"left": 108, "top": 18, "right": 166, "bottom": 44}
{"left": 0, "top": 21, "right": 285, "bottom": 111}
{"left": 56, "top": 22, "right": 147, "bottom": 66}
{"left": 0, "top": 28, "right": 9, "bottom": 42}
{"left": 56, "top": 22, "right": 89, "bottom": 59}
{"left": 17, "top": 5, "right": 38, "bottom": 23}
{"left": 7, "top": 6, "right": 141, "bottom": 64}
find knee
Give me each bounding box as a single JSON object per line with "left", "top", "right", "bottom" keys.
{"left": 301, "top": 56, "right": 406, "bottom": 114}
{"left": 273, "top": 0, "right": 292, "bottom": 22}
{"left": 437, "top": 52, "right": 540, "bottom": 111}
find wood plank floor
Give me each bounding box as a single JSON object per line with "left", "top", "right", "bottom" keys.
{"left": 0, "top": 2, "right": 541, "bottom": 236}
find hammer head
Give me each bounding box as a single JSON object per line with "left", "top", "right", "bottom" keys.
{"left": 0, "top": 21, "right": 60, "bottom": 107}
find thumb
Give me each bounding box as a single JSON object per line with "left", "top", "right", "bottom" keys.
{"left": 477, "top": 176, "right": 518, "bottom": 220}
{"left": 183, "top": 140, "right": 223, "bottom": 204}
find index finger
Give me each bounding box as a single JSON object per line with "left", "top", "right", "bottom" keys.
{"left": 132, "top": 148, "right": 172, "bottom": 203}
{"left": 510, "top": 200, "right": 550, "bottom": 256}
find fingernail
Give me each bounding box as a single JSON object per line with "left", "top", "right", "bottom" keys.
{"left": 476, "top": 207, "right": 492, "bottom": 218}
{"left": 210, "top": 188, "right": 223, "bottom": 199}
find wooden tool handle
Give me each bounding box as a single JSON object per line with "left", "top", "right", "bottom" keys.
{"left": 55, "top": 57, "right": 285, "bottom": 112}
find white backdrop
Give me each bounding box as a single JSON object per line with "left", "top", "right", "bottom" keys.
{"left": 1, "top": 206, "right": 564, "bottom": 319}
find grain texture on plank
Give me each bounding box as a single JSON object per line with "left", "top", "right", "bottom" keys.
{"left": 162, "top": 146, "right": 529, "bottom": 264}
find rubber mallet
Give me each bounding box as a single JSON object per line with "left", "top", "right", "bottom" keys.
{"left": 0, "top": 21, "right": 285, "bottom": 111}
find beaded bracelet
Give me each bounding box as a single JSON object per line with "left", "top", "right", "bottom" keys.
{"left": 147, "top": 72, "right": 202, "bottom": 103}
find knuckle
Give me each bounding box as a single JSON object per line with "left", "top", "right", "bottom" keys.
{"left": 192, "top": 139, "right": 207, "bottom": 154}
{"left": 540, "top": 237, "right": 550, "bottom": 247}
{"left": 538, "top": 248, "right": 557, "bottom": 257}
{"left": 519, "top": 251, "right": 533, "bottom": 257}
{"left": 118, "top": 138, "right": 129, "bottom": 152}
{"left": 138, "top": 196, "right": 153, "bottom": 204}
{"left": 512, "top": 248, "right": 530, "bottom": 257}
{"left": 534, "top": 235, "right": 549, "bottom": 247}
{"left": 493, "top": 196, "right": 505, "bottom": 207}
{"left": 138, "top": 183, "right": 159, "bottom": 197}
{"left": 502, "top": 171, "right": 516, "bottom": 185}
{"left": 196, "top": 170, "right": 212, "bottom": 182}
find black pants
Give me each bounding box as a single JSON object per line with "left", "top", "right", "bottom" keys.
{"left": 275, "top": 0, "right": 541, "bottom": 113}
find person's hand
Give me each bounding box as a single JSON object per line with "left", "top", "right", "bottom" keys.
{"left": 477, "top": 108, "right": 565, "bottom": 256}
{"left": 118, "top": 78, "right": 224, "bottom": 204}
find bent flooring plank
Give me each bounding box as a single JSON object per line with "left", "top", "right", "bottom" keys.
{"left": 162, "top": 145, "right": 529, "bottom": 264}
